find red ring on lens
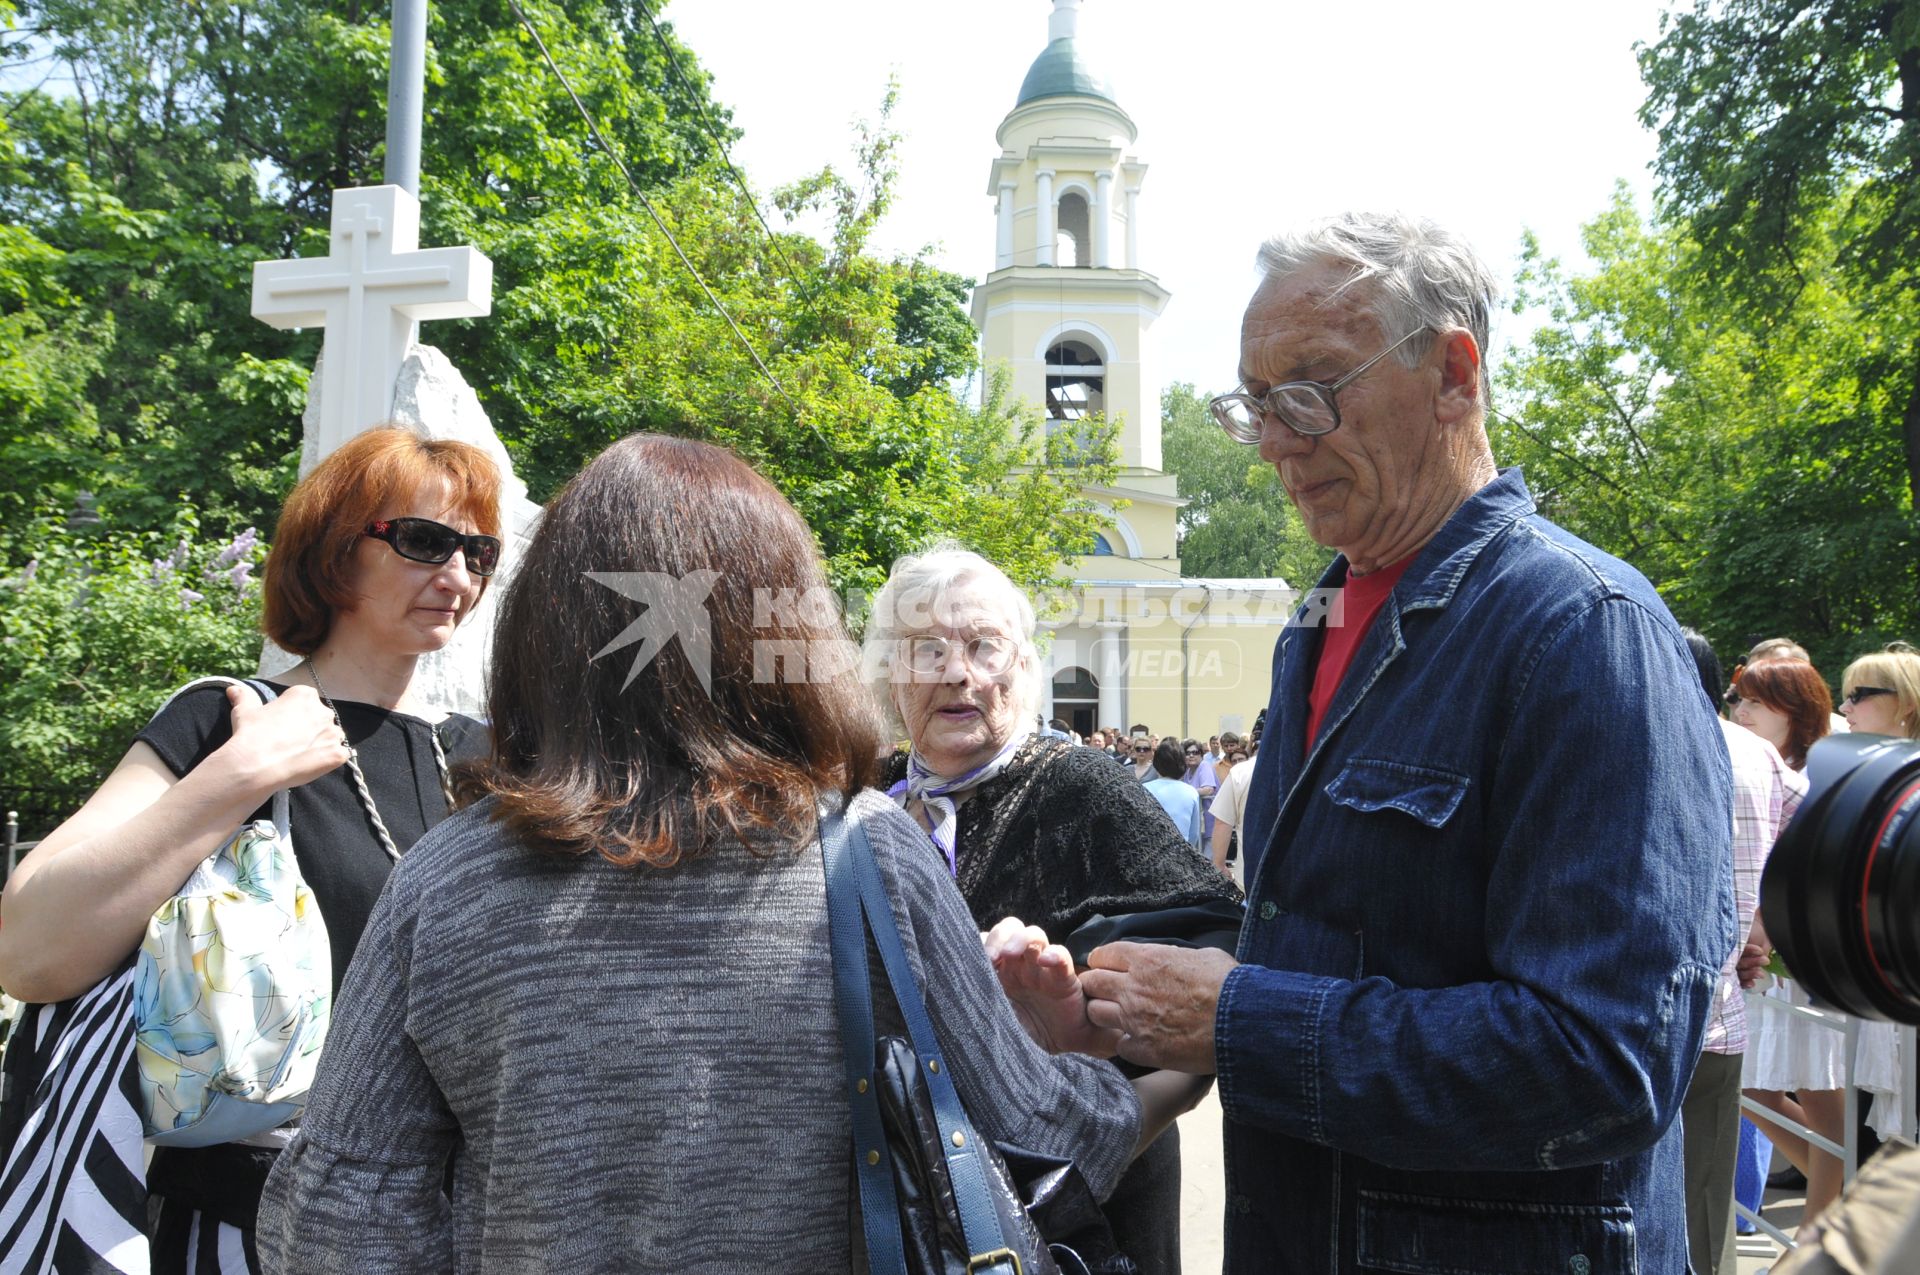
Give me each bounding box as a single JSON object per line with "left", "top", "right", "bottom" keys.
{"left": 1859, "top": 777, "right": 1920, "bottom": 999}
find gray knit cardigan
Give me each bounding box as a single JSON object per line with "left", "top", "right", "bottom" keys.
{"left": 256, "top": 790, "right": 1140, "bottom": 1274}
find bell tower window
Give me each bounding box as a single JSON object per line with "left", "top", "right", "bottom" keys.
{"left": 1056, "top": 191, "right": 1090, "bottom": 268}
{"left": 1044, "top": 339, "right": 1105, "bottom": 426}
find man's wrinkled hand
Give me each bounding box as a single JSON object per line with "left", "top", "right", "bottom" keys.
{"left": 982, "top": 917, "right": 1121, "bottom": 1057}
{"left": 1080, "top": 941, "right": 1237, "bottom": 1075}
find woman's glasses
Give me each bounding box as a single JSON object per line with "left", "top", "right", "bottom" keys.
{"left": 1843, "top": 686, "right": 1894, "bottom": 707}
{"left": 902, "top": 634, "right": 1020, "bottom": 676}
{"left": 364, "top": 518, "right": 502, "bottom": 577}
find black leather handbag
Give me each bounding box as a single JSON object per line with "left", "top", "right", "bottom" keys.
{"left": 823, "top": 810, "right": 1136, "bottom": 1275}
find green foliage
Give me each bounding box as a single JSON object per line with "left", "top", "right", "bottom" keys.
{"left": 1638, "top": 0, "right": 1920, "bottom": 502}
{"left": 0, "top": 511, "right": 267, "bottom": 834}
{"left": 1159, "top": 382, "right": 1331, "bottom": 587}
{"left": 0, "top": 220, "right": 113, "bottom": 563}
{"left": 1493, "top": 186, "right": 1920, "bottom": 674}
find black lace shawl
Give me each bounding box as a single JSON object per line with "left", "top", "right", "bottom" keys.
{"left": 882, "top": 737, "right": 1243, "bottom": 938}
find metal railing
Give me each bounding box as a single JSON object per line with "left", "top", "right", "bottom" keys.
{"left": 1736, "top": 985, "right": 1919, "bottom": 1258}
{"left": 3, "top": 809, "right": 40, "bottom": 888}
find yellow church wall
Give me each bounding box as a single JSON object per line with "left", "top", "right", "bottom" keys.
{"left": 1040, "top": 585, "right": 1294, "bottom": 741}
{"left": 973, "top": 268, "right": 1169, "bottom": 472}
{"left": 1088, "top": 479, "right": 1180, "bottom": 560}
{"left": 1091, "top": 623, "right": 1280, "bottom": 740}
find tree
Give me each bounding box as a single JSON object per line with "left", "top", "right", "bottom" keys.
{"left": 1638, "top": 0, "right": 1920, "bottom": 504}
{"left": 1493, "top": 186, "right": 1919, "bottom": 672}
{"left": 1159, "top": 381, "right": 1330, "bottom": 588}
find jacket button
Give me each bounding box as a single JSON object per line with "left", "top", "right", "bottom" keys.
{"left": 1569, "top": 1256, "right": 1590, "bottom": 1275}
{"left": 1257, "top": 901, "right": 1278, "bottom": 921}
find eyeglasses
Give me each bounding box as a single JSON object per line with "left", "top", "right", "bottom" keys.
{"left": 1208, "top": 325, "right": 1432, "bottom": 444}
{"left": 903, "top": 634, "right": 1020, "bottom": 677}
{"left": 1843, "top": 686, "right": 1894, "bottom": 707}
{"left": 1184, "top": 748, "right": 1202, "bottom": 756}
{"left": 363, "top": 518, "right": 501, "bottom": 577}
{"left": 1133, "top": 744, "right": 1153, "bottom": 754}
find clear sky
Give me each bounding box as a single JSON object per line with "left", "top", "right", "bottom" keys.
{"left": 668, "top": 0, "right": 1679, "bottom": 396}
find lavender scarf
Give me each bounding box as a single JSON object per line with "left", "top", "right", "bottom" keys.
{"left": 888, "top": 730, "right": 1034, "bottom": 875}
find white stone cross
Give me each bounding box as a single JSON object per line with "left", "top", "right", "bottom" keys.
{"left": 252, "top": 184, "right": 492, "bottom": 463}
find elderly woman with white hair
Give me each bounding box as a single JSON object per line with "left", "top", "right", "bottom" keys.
{"left": 866, "top": 543, "right": 1241, "bottom": 1275}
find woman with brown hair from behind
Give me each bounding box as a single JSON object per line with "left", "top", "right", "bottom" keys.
{"left": 255, "top": 434, "right": 1165, "bottom": 1273}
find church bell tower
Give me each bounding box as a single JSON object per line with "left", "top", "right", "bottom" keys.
{"left": 972, "top": 0, "right": 1182, "bottom": 571}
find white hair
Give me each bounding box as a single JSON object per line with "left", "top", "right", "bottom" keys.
{"left": 862, "top": 542, "right": 1042, "bottom": 736}
{"left": 1255, "top": 212, "right": 1499, "bottom": 391}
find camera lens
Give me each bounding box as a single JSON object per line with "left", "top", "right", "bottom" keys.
{"left": 1761, "top": 734, "right": 1920, "bottom": 1024}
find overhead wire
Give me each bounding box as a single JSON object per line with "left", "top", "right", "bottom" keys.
{"left": 505, "top": 0, "right": 803, "bottom": 418}
{"left": 629, "top": 0, "right": 817, "bottom": 309}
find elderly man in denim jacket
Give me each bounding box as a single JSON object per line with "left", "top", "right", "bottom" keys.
{"left": 1082, "top": 213, "right": 1734, "bottom": 1274}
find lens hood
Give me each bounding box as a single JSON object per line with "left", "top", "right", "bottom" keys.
{"left": 1761, "top": 733, "right": 1920, "bottom": 1023}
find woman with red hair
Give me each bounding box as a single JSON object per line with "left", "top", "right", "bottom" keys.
{"left": 0, "top": 427, "right": 503, "bottom": 1272}
{"left": 1730, "top": 658, "right": 1832, "bottom": 769}
{"left": 1731, "top": 656, "right": 1847, "bottom": 1230}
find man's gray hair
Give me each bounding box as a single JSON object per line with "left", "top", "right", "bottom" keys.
{"left": 862, "top": 543, "right": 1042, "bottom": 735}
{"left": 1255, "top": 212, "right": 1499, "bottom": 379}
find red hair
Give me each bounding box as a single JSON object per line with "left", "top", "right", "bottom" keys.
{"left": 262, "top": 428, "right": 503, "bottom": 654}
{"left": 1735, "top": 658, "right": 1833, "bottom": 769}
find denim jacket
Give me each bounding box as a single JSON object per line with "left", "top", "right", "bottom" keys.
{"left": 1222, "top": 469, "right": 1734, "bottom": 1275}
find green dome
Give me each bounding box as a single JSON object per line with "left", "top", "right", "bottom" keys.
{"left": 1015, "top": 37, "right": 1117, "bottom": 106}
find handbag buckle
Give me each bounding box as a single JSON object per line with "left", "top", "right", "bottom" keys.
{"left": 967, "top": 1250, "right": 1022, "bottom": 1275}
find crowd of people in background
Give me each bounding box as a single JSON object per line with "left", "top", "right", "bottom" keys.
{"left": 1055, "top": 721, "right": 1261, "bottom": 880}
{"left": 1679, "top": 633, "right": 1920, "bottom": 1274}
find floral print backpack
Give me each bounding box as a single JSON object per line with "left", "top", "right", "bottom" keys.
{"left": 135, "top": 677, "right": 331, "bottom": 1147}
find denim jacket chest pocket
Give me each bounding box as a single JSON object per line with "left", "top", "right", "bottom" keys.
{"left": 1323, "top": 758, "right": 1471, "bottom": 829}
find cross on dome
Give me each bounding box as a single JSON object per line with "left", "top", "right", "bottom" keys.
{"left": 251, "top": 185, "right": 492, "bottom": 464}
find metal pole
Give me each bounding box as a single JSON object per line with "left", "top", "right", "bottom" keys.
{"left": 385, "top": 0, "right": 427, "bottom": 195}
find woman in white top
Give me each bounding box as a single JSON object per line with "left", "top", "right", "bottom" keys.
{"left": 1734, "top": 657, "right": 1846, "bottom": 1227}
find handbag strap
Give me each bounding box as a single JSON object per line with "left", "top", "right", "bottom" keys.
{"left": 824, "top": 805, "right": 1019, "bottom": 1275}
{"left": 151, "top": 676, "right": 290, "bottom": 839}
{"left": 824, "top": 806, "right": 909, "bottom": 1275}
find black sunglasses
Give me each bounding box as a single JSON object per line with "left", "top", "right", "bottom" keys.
{"left": 1185, "top": 747, "right": 1202, "bottom": 755}
{"left": 1133, "top": 744, "right": 1153, "bottom": 753}
{"left": 364, "top": 518, "right": 501, "bottom": 577}
{"left": 1843, "top": 686, "right": 1893, "bottom": 706}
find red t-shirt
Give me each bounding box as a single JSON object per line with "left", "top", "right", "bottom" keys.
{"left": 1305, "top": 555, "right": 1415, "bottom": 747}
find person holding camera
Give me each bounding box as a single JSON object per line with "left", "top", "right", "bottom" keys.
{"left": 1835, "top": 645, "right": 1920, "bottom": 1151}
